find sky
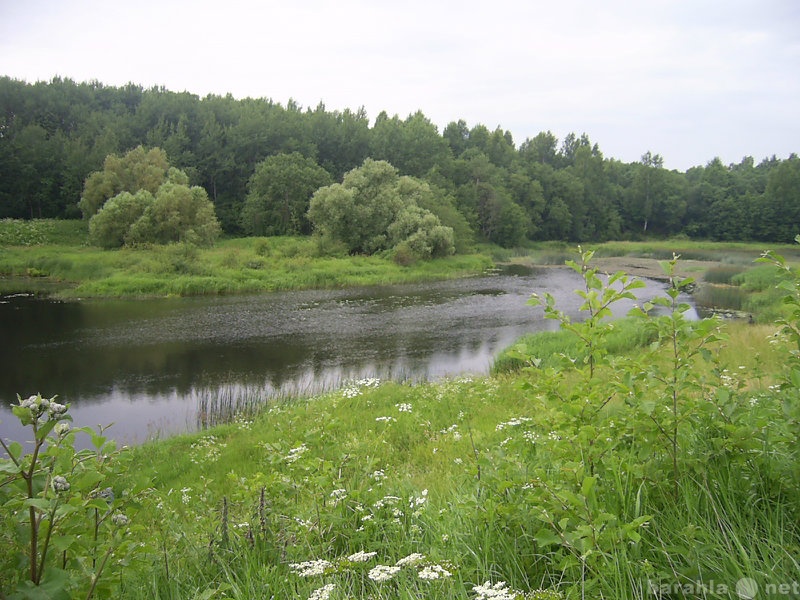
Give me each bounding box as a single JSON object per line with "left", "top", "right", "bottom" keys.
{"left": 1, "top": 0, "right": 798, "bottom": 171}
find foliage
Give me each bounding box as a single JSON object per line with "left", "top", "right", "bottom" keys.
{"left": 240, "top": 152, "right": 332, "bottom": 236}
{"left": 2, "top": 76, "right": 796, "bottom": 246}
{"left": 0, "top": 395, "right": 150, "bottom": 598}
{"left": 3, "top": 247, "right": 800, "bottom": 597}
{"left": 308, "top": 159, "right": 455, "bottom": 258}
{"left": 87, "top": 166, "right": 221, "bottom": 249}
{"left": 77, "top": 146, "right": 171, "bottom": 219}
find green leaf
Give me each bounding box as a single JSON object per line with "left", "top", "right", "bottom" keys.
{"left": 535, "top": 527, "right": 562, "bottom": 548}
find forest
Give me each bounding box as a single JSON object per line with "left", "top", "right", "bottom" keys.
{"left": 1, "top": 76, "right": 798, "bottom": 247}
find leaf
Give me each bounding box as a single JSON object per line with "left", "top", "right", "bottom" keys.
{"left": 534, "top": 527, "right": 562, "bottom": 548}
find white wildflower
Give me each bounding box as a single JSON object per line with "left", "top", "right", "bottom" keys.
{"left": 396, "top": 403, "right": 412, "bottom": 413}
{"left": 418, "top": 564, "right": 452, "bottom": 580}
{"left": 473, "top": 580, "right": 517, "bottom": 600}
{"left": 346, "top": 550, "right": 377, "bottom": 563}
{"left": 368, "top": 564, "right": 400, "bottom": 582}
{"left": 375, "top": 416, "right": 396, "bottom": 423}
{"left": 308, "top": 583, "right": 335, "bottom": 600}
{"left": 395, "top": 552, "right": 426, "bottom": 567}
{"left": 285, "top": 443, "right": 308, "bottom": 463}
{"left": 289, "top": 559, "right": 332, "bottom": 577}
{"left": 111, "top": 512, "right": 129, "bottom": 527}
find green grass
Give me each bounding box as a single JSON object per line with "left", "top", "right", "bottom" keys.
{"left": 4, "top": 243, "right": 800, "bottom": 598}
{"left": 0, "top": 234, "right": 495, "bottom": 298}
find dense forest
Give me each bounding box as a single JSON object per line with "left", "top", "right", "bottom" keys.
{"left": 1, "top": 76, "right": 798, "bottom": 246}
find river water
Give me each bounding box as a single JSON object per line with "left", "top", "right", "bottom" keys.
{"left": 0, "top": 268, "right": 687, "bottom": 448}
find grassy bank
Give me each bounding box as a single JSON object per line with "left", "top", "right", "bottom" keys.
{"left": 0, "top": 220, "right": 494, "bottom": 298}
{"left": 3, "top": 248, "right": 800, "bottom": 599}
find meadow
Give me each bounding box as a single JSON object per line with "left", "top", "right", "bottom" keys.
{"left": 2, "top": 222, "right": 800, "bottom": 599}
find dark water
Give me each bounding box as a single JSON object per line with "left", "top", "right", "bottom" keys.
{"left": 0, "top": 269, "right": 686, "bottom": 447}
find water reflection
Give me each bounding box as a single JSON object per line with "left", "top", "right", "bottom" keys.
{"left": 0, "top": 270, "right": 687, "bottom": 447}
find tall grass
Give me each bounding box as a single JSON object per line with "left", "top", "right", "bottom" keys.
{"left": 0, "top": 235, "right": 494, "bottom": 298}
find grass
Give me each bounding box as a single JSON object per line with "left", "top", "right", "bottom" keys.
{"left": 103, "top": 320, "right": 796, "bottom": 599}
{"left": 3, "top": 238, "right": 800, "bottom": 598}
{"left": 0, "top": 228, "right": 495, "bottom": 298}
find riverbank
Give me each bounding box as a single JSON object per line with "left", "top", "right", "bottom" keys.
{"left": 3, "top": 273, "right": 797, "bottom": 598}
{"left": 4, "top": 219, "right": 800, "bottom": 300}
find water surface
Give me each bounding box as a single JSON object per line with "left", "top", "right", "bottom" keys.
{"left": 0, "top": 269, "right": 682, "bottom": 447}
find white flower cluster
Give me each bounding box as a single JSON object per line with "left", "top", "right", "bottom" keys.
{"left": 341, "top": 377, "right": 381, "bottom": 398}
{"left": 410, "top": 489, "right": 428, "bottom": 508}
{"left": 368, "top": 564, "right": 401, "bottom": 582}
{"left": 111, "top": 512, "right": 129, "bottom": 527}
{"left": 395, "top": 402, "right": 412, "bottom": 413}
{"left": 496, "top": 417, "right": 532, "bottom": 431}
{"left": 329, "top": 488, "right": 347, "bottom": 505}
{"left": 418, "top": 563, "right": 452, "bottom": 580}
{"left": 473, "top": 580, "right": 519, "bottom": 600}
{"left": 289, "top": 559, "right": 333, "bottom": 577}
{"left": 19, "top": 394, "right": 68, "bottom": 422}
{"left": 189, "top": 435, "right": 226, "bottom": 464}
{"left": 308, "top": 583, "right": 335, "bottom": 600}
{"left": 375, "top": 416, "right": 396, "bottom": 423}
{"left": 285, "top": 443, "right": 309, "bottom": 463}
{"left": 346, "top": 550, "right": 377, "bottom": 563}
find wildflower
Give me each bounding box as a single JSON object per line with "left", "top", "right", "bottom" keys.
{"left": 523, "top": 431, "right": 540, "bottom": 444}
{"left": 375, "top": 416, "right": 396, "bottom": 423}
{"left": 370, "top": 469, "right": 386, "bottom": 481}
{"left": 396, "top": 402, "right": 412, "bottom": 413}
{"left": 418, "top": 564, "right": 452, "bottom": 580}
{"left": 330, "top": 488, "right": 347, "bottom": 504}
{"left": 54, "top": 422, "right": 71, "bottom": 437}
{"left": 111, "top": 512, "right": 129, "bottom": 527}
{"left": 473, "top": 580, "right": 517, "bottom": 600}
{"left": 285, "top": 443, "right": 308, "bottom": 463}
{"left": 346, "top": 550, "right": 377, "bottom": 563}
{"left": 48, "top": 401, "right": 68, "bottom": 417}
{"left": 289, "top": 560, "right": 333, "bottom": 577}
{"left": 410, "top": 489, "right": 428, "bottom": 507}
{"left": 308, "top": 583, "right": 336, "bottom": 600}
{"left": 396, "top": 552, "right": 426, "bottom": 567}
{"left": 496, "top": 417, "right": 532, "bottom": 431}
{"left": 368, "top": 564, "right": 400, "bottom": 582}
{"left": 52, "top": 475, "right": 70, "bottom": 493}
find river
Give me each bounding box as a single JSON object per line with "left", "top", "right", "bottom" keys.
{"left": 0, "top": 267, "right": 690, "bottom": 448}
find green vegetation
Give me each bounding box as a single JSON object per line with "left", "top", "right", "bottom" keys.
{"left": 0, "top": 224, "right": 493, "bottom": 298}
{"left": 3, "top": 251, "right": 799, "bottom": 598}
{"left": 1, "top": 77, "right": 798, "bottom": 248}
{"left": 308, "top": 159, "right": 456, "bottom": 260}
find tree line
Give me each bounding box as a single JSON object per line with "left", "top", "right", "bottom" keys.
{"left": 1, "top": 76, "right": 798, "bottom": 246}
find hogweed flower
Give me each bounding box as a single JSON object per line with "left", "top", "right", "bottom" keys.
{"left": 395, "top": 552, "right": 426, "bottom": 567}
{"left": 346, "top": 550, "right": 377, "bottom": 563}
{"left": 308, "top": 583, "right": 336, "bottom": 600}
{"left": 289, "top": 560, "right": 333, "bottom": 577}
{"left": 368, "top": 564, "right": 400, "bottom": 582}
{"left": 418, "top": 563, "right": 452, "bottom": 580}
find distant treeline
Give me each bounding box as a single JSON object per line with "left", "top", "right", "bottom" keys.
{"left": 1, "top": 76, "right": 798, "bottom": 245}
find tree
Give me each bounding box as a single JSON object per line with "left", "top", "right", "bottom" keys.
{"left": 307, "top": 159, "right": 454, "bottom": 258}
{"left": 85, "top": 151, "right": 221, "bottom": 248}
{"left": 127, "top": 181, "right": 221, "bottom": 246}
{"left": 78, "top": 146, "right": 170, "bottom": 218}
{"left": 240, "top": 152, "right": 332, "bottom": 236}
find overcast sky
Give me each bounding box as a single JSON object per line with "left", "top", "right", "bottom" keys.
{"left": 1, "top": 0, "right": 798, "bottom": 171}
